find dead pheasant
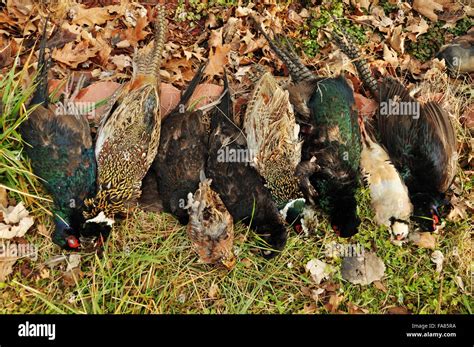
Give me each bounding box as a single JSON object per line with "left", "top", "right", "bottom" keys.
{"left": 359, "top": 119, "right": 413, "bottom": 241}
{"left": 206, "top": 73, "right": 288, "bottom": 258}
{"left": 20, "top": 18, "right": 112, "bottom": 250}
{"left": 84, "top": 5, "right": 167, "bottom": 223}
{"left": 152, "top": 63, "right": 208, "bottom": 224}
{"left": 254, "top": 17, "right": 362, "bottom": 238}
{"left": 332, "top": 20, "right": 457, "bottom": 231}
{"left": 243, "top": 66, "right": 305, "bottom": 226}
{"left": 186, "top": 172, "right": 235, "bottom": 268}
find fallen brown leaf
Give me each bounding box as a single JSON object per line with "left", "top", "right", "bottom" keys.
{"left": 301, "top": 302, "right": 319, "bottom": 314}
{"left": 117, "top": 15, "right": 150, "bottom": 47}
{"left": 347, "top": 302, "right": 369, "bottom": 314}
{"left": 110, "top": 54, "right": 132, "bottom": 71}
{"left": 409, "top": 232, "right": 437, "bottom": 249}
{"left": 205, "top": 44, "right": 231, "bottom": 79}
{"left": 160, "top": 83, "right": 181, "bottom": 118}
{"left": 52, "top": 40, "right": 99, "bottom": 68}
{"left": 373, "top": 280, "right": 388, "bottom": 293}
{"left": 208, "top": 283, "right": 219, "bottom": 300}
{"left": 413, "top": 0, "right": 443, "bottom": 22}
{"left": 383, "top": 44, "right": 398, "bottom": 68}
{"left": 69, "top": 5, "right": 114, "bottom": 27}
{"left": 354, "top": 92, "right": 378, "bottom": 118}
{"left": 0, "top": 187, "right": 8, "bottom": 208}
{"left": 325, "top": 294, "right": 343, "bottom": 313}
{"left": 74, "top": 81, "right": 122, "bottom": 122}
{"left": 189, "top": 84, "right": 224, "bottom": 109}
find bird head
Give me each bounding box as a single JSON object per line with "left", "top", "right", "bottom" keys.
{"left": 411, "top": 193, "right": 449, "bottom": 231}
{"left": 52, "top": 217, "right": 81, "bottom": 250}
{"left": 279, "top": 198, "right": 306, "bottom": 233}
{"left": 389, "top": 217, "right": 410, "bottom": 241}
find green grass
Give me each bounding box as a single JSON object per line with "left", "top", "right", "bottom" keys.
{"left": 1, "top": 182, "right": 471, "bottom": 314}
{"left": 0, "top": 54, "right": 52, "bottom": 217}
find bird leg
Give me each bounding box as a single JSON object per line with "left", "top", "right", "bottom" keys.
{"left": 295, "top": 156, "right": 320, "bottom": 205}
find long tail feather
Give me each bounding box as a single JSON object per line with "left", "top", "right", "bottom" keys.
{"left": 30, "top": 16, "right": 50, "bottom": 107}
{"left": 331, "top": 18, "right": 379, "bottom": 97}
{"left": 135, "top": 5, "right": 167, "bottom": 81}
{"left": 251, "top": 16, "right": 314, "bottom": 83}
{"left": 175, "top": 62, "right": 207, "bottom": 110}
{"left": 148, "top": 5, "right": 167, "bottom": 81}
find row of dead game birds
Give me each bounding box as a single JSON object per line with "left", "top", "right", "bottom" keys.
{"left": 20, "top": 6, "right": 462, "bottom": 266}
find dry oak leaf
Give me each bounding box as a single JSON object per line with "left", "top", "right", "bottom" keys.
{"left": 117, "top": 15, "right": 150, "bottom": 47}
{"left": 413, "top": 0, "right": 443, "bottom": 22}
{"left": 69, "top": 5, "right": 117, "bottom": 27}
{"left": 354, "top": 93, "right": 378, "bottom": 118}
{"left": 389, "top": 26, "right": 405, "bottom": 54}
{"left": 406, "top": 17, "right": 430, "bottom": 40}
{"left": 383, "top": 43, "right": 398, "bottom": 68}
{"left": 208, "top": 27, "right": 224, "bottom": 49}
{"left": 205, "top": 44, "right": 231, "bottom": 79}
{"left": 110, "top": 54, "right": 132, "bottom": 71}
{"left": 52, "top": 41, "right": 99, "bottom": 68}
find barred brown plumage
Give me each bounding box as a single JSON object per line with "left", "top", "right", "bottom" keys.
{"left": 243, "top": 69, "right": 303, "bottom": 210}
{"left": 253, "top": 15, "right": 362, "bottom": 238}
{"left": 186, "top": 174, "right": 235, "bottom": 268}
{"left": 83, "top": 5, "right": 167, "bottom": 221}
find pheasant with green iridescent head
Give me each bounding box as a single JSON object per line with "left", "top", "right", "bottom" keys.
{"left": 331, "top": 21, "right": 457, "bottom": 233}
{"left": 20, "top": 18, "right": 110, "bottom": 250}
{"left": 254, "top": 17, "right": 361, "bottom": 237}
{"left": 83, "top": 6, "right": 167, "bottom": 223}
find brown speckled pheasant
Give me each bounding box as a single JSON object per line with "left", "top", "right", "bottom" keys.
{"left": 84, "top": 5, "right": 167, "bottom": 222}
{"left": 186, "top": 172, "right": 235, "bottom": 268}
{"left": 243, "top": 66, "right": 305, "bottom": 225}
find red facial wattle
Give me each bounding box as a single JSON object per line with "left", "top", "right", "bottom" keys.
{"left": 66, "top": 235, "right": 80, "bottom": 249}
{"left": 432, "top": 213, "right": 440, "bottom": 230}
{"left": 295, "top": 224, "right": 303, "bottom": 234}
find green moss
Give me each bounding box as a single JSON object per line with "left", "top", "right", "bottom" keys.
{"left": 301, "top": 1, "right": 366, "bottom": 57}
{"left": 407, "top": 18, "right": 473, "bottom": 62}
{"left": 175, "top": 0, "right": 238, "bottom": 23}
{"left": 407, "top": 21, "right": 445, "bottom": 62}
{"left": 379, "top": 0, "right": 399, "bottom": 14}
{"left": 447, "top": 17, "right": 473, "bottom": 37}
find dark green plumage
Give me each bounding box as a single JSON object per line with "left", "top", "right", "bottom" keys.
{"left": 254, "top": 18, "right": 361, "bottom": 237}
{"left": 332, "top": 21, "right": 458, "bottom": 231}
{"left": 307, "top": 76, "right": 361, "bottom": 172}
{"left": 20, "top": 18, "right": 105, "bottom": 249}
